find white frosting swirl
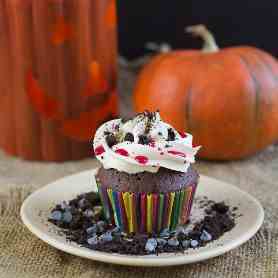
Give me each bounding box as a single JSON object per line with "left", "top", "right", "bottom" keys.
{"left": 93, "top": 112, "right": 200, "bottom": 174}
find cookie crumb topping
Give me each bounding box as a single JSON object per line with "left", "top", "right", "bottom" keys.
{"left": 167, "top": 128, "right": 176, "bottom": 141}
{"left": 93, "top": 110, "right": 201, "bottom": 174}
{"left": 105, "top": 133, "right": 117, "bottom": 148}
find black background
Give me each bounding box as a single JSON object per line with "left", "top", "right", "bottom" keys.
{"left": 117, "top": 0, "right": 278, "bottom": 59}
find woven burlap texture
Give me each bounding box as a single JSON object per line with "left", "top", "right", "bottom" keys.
{"left": 0, "top": 188, "right": 277, "bottom": 278}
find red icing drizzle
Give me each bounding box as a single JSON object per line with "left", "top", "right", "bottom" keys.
{"left": 115, "top": 148, "right": 129, "bottom": 156}
{"left": 167, "top": 150, "right": 186, "bottom": 158}
{"left": 95, "top": 145, "right": 105, "bottom": 155}
{"left": 178, "top": 131, "right": 187, "bottom": 138}
{"left": 135, "top": 155, "right": 149, "bottom": 164}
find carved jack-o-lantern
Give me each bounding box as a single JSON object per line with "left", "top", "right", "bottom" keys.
{"left": 0, "top": 0, "right": 118, "bottom": 161}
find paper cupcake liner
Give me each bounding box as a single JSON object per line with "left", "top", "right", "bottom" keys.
{"left": 97, "top": 182, "right": 198, "bottom": 234}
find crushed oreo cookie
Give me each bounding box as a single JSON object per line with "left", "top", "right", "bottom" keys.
{"left": 144, "top": 111, "right": 157, "bottom": 134}
{"left": 142, "top": 110, "right": 156, "bottom": 121}
{"left": 48, "top": 193, "right": 238, "bottom": 256}
{"left": 104, "top": 131, "right": 111, "bottom": 136}
{"left": 124, "top": 132, "right": 134, "bottom": 142}
{"left": 167, "top": 128, "right": 176, "bottom": 141}
{"left": 105, "top": 133, "right": 117, "bottom": 148}
{"left": 211, "top": 202, "right": 229, "bottom": 214}
{"left": 138, "top": 134, "right": 150, "bottom": 145}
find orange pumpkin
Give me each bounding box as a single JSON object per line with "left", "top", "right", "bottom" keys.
{"left": 0, "top": 0, "right": 118, "bottom": 161}
{"left": 134, "top": 25, "right": 278, "bottom": 160}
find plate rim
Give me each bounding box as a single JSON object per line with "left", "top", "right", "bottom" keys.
{"left": 20, "top": 169, "right": 264, "bottom": 267}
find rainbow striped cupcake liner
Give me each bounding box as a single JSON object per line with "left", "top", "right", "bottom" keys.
{"left": 96, "top": 182, "right": 198, "bottom": 234}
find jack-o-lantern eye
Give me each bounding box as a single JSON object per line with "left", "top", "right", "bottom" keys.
{"left": 26, "top": 66, "right": 117, "bottom": 141}
{"left": 105, "top": 0, "right": 117, "bottom": 29}
{"left": 25, "top": 70, "right": 61, "bottom": 120}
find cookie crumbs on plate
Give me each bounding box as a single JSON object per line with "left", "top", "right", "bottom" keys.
{"left": 47, "top": 193, "right": 238, "bottom": 255}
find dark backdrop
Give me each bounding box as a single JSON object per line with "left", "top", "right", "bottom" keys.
{"left": 117, "top": 0, "right": 278, "bottom": 59}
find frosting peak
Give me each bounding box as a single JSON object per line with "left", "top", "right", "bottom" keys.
{"left": 93, "top": 111, "right": 200, "bottom": 174}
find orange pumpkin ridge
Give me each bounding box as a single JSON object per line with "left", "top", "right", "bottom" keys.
{"left": 232, "top": 47, "right": 278, "bottom": 152}
{"left": 133, "top": 25, "right": 278, "bottom": 160}
{"left": 233, "top": 50, "right": 263, "bottom": 154}
{"left": 104, "top": 0, "right": 117, "bottom": 29}
{"left": 51, "top": 16, "right": 73, "bottom": 46}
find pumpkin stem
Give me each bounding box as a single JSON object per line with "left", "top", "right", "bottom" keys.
{"left": 186, "top": 25, "right": 219, "bottom": 53}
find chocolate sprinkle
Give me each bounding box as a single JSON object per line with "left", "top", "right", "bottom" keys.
{"left": 48, "top": 192, "right": 237, "bottom": 256}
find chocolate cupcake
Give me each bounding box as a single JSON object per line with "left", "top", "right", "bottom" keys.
{"left": 93, "top": 111, "right": 200, "bottom": 234}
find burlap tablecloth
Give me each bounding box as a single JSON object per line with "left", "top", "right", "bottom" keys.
{"left": 0, "top": 63, "right": 278, "bottom": 278}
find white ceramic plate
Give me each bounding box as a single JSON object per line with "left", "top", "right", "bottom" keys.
{"left": 21, "top": 169, "right": 264, "bottom": 267}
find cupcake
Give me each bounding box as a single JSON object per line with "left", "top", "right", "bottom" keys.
{"left": 93, "top": 111, "right": 200, "bottom": 234}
